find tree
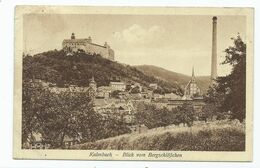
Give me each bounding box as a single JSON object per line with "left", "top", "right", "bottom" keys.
{"left": 159, "top": 107, "right": 173, "bottom": 128}
{"left": 110, "top": 90, "right": 121, "bottom": 98}
{"left": 153, "top": 88, "right": 165, "bottom": 95}
{"left": 215, "top": 35, "right": 246, "bottom": 122}
{"left": 134, "top": 103, "right": 157, "bottom": 129}
{"left": 202, "top": 85, "right": 225, "bottom": 122}
{"left": 175, "top": 102, "right": 195, "bottom": 127}
{"left": 200, "top": 103, "right": 215, "bottom": 122}
{"left": 134, "top": 103, "right": 175, "bottom": 129}
{"left": 100, "top": 116, "right": 131, "bottom": 139}
{"left": 22, "top": 79, "right": 45, "bottom": 146}
{"left": 22, "top": 80, "right": 102, "bottom": 148}
{"left": 130, "top": 86, "right": 141, "bottom": 94}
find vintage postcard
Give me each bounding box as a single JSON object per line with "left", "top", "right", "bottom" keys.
{"left": 14, "top": 6, "right": 254, "bottom": 161}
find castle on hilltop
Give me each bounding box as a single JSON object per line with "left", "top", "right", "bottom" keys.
{"left": 62, "top": 33, "right": 115, "bottom": 61}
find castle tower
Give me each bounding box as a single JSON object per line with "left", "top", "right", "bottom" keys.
{"left": 104, "top": 42, "right": 109, "bottom": 48}
{"left": 88, "top": 36, "right": 92, "bottom": 43}
{"left": 211, "top": 16, "right": 218, "bottom": 83}
{"left": 71, "top": 33, "right": 75, "bottom": 39}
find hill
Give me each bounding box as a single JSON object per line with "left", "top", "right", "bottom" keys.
{"left": 23, "top": 50, "right": 180, "bottom": 93}
{"left": 72, "top": 120, "right": 245, "bottom": 151}
{"left": 135, "top": 65, "right": 211, "bottom": 94}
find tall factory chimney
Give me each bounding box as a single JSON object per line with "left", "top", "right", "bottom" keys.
{"left": 211, "top": 16, "right": 218, "bottom": 83}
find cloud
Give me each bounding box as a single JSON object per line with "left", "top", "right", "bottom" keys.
{"left": 113, "top": 24, "right": 165, "bottom": 46}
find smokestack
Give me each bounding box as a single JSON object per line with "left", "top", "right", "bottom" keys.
{"left": 211, "top": 16, "right": 217, "bottom": 83}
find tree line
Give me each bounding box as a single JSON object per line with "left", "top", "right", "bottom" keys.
{"left": 134, "top": 102, "right": 196, "bottom": 129}
{"left": 22, "top": 80, "right": 131, "bottom": 149}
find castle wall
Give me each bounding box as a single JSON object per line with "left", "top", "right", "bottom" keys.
{"left": 85, "top": 43, "right": 110, "bottom": 59}
{"left": 62, "top": 38, "right": 115, "bottom": 61}
{"left": 62, "top": 39, "right": 88, "bottom": 50}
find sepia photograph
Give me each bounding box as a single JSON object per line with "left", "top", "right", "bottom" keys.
{"left": 13, "top": 6, "right": 254, "bottom": 161}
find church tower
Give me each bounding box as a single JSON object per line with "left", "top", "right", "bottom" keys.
{"left": 191, "top": 66, "right": 195, "bottom": 82}
{"left": 87, "top": 76, "right": 97, "bottom": 102}
{"left": 183, "top": 67, "right": 201, "bottom": 99}
{"left": 89, "top": 76, "right": 97, "bottom": 92}
{"left": 211, "top": 16, "right": 218, "bottom": 83}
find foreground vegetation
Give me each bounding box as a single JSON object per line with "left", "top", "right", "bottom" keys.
{"left": 22, "top": 84, "right": 131, "bottom": 148}
{"left": 72, "top": 120, "right": 245, "bottom": 151}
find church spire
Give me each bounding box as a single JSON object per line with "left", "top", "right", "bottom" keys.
{"left": 91, "top": 76, "right": 95, "bottom": 82}
{"left": 89, "top": 76, "right": 97, "bottom": 92}
{"left": 191, "top": 66, "right": 195, "bottom": 82}
{"left": 192, "top": 66, "right": 194, "bottom": 77}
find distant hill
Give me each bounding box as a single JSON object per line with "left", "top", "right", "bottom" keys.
{"left": 135, "top": 65, "right": 211, "bottom": 94}
{"left": 23, "top": 50, "right": 181, "bottom": 94}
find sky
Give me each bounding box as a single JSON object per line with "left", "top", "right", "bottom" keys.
{"left": 23, "top": 14, "right": 246, "bottom": 76}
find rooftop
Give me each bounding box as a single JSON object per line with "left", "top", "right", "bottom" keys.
{"left": 110, "top": 82, "right": 125, "bottom": 85}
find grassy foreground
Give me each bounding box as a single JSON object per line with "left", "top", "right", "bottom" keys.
{"left": 72, "top": 120, "right": 245, "bottom": 151}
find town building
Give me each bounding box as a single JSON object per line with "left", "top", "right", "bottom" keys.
{"left": 109, "top": 81, "right": 126, "bottom": 91}
{"left": 96, "top": 86, "right": 111, "bottom": 99}
{"left": 87, "top": 77, "right": 97, "bottom": 101}
{"left": 167, "top": 98, "right": 205, "bottom": 113}
{"left": 25, "top": 132, "right": 81, "bottom": 149}
{"left": 152, "top": 93, "right": 164, "bottom": 100}
{"left": 94, "top": 98, "right": 135, "bottom": 124}
{"left": 62, "top": 33, "right": 115, "bottom": 61}
{"left": 68, "top": 85, "right": 89, "bottom": 92}
{"left": 149, "top": 83, "right": 158, "bottom": 90}
{"left": 130, "top": 82, "right": 143, "bottom": 92}
{"left": 25, "top": 132, "right": 50, "bottom": 149}
{"left": 164, "top": 93, "right": 181, "bottom": 100}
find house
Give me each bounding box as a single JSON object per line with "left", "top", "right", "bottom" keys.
{"left": 109, "top": 81, "right": 126, "bottom": 91}
{"left": 130, "top": 93, "right": 143, "bottom": 100}
{"left": 97, "top": 86, "right": 112, "bottom": 98}
{"left": 149, "top": 83, "right": 158, "bottom": 90}
{"left": 63, "top": 135, "right": 81, "bottom": 148}
{"left": 164, "top": 93, "right": 181, "bottom": 100}
{"left": 26, "top": 132, "right": 81, "bottom": 149}
{"left": 167, "top": 99, "right": 205, "bottom": 113}
{"left": 130, "top": 82, "right": 143, "bottom": 92}
{"left": 94, "top": 98, "right": 135, "bottom": 124}
{"left": 26, "top": 133, "right": 50, "bottom": 150}
{"left": 153, "top": 93, "right": 164, "bottom": 100}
